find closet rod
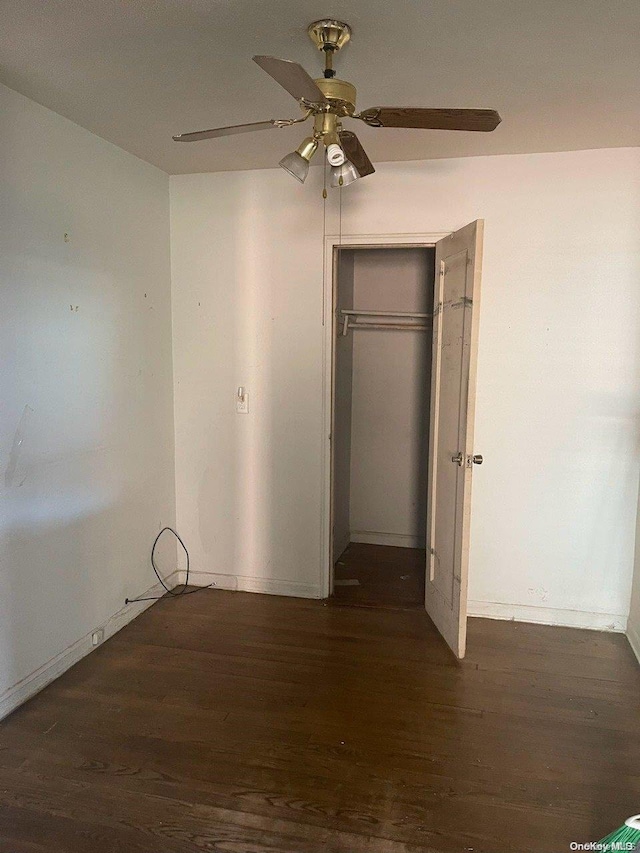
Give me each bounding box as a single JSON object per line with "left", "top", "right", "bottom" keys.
{"left": 341, "top": 309, "right": 433, "bottom": 318}
{"left": 346, "top": 322, "right": 430, "bottom": 332}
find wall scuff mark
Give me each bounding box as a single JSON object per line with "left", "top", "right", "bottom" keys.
{"left": 4, "top": 405, "right": 34, "bottom": 487}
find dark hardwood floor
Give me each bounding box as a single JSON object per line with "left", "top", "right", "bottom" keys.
{"left": 0, "top": 589, "right": 638, "bottom": 852}
{"left": 332, "top": 542, "right": 426, "bottom": 610}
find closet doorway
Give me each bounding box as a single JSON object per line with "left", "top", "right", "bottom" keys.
{"left": 323, "top": 225, "right": 484, "bottom": 658}
{"left": 332, "top": 246, "right": 434, "bottom": 611}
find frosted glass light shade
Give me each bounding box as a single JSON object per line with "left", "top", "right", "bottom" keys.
{"left": 279, "top": 151, "right": 310, "bottom": 183}
{"left": 279, "top": 136, "right": 319, "bottom": 184}
{"left": 330, "top": 160, "right": 360, "bottom": 187}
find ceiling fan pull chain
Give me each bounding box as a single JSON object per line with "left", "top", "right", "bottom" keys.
{"left": 321, "top": 157, "right": 328, "bottom": 326}
{"left": 322, "top": 154, "right": 328, "bottom": 200}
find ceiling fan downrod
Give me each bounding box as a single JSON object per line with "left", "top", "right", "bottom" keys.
{"left": 323, "top": 46, "right": 335, "bottom": 79}
{"left": 307, "top": 19, "right": 351, "bottom": 80}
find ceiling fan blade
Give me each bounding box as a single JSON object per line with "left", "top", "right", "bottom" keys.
{"left": 338, "top": 130, "right": 375, "bottom": 177}
{"left": 173, "top": 120, "right": 280, "bottom": 142}
{"left": 253, "top": 55, "right": 327, "bottom": 105}
{"left": 358, "top": 107, "right": 501, "bottom": 132}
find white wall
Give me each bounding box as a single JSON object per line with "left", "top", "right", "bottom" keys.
{"left": 0, "top": 83, "right": 176, "bottom": 717}
{"left": 171, "top": 146, "right": 640, "bottom": 630}
{"left": 349, "top": 248, "right": 433, "bottom": 548}
{"left": 170, "top": 172, "right": 326, "bottom": 598}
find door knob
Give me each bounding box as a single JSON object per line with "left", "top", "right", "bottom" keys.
{"left": 471, "top": 454, "right": 483, "bottom": 465}
{"left": 451, "top": 452, "right": 463, "bottom": 466}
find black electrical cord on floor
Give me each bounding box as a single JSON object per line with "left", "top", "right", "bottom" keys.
{"left": 125, "top": 526, "right": 214, "bottom": 604}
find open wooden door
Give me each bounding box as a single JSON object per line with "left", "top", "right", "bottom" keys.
{"left": 425, "top": 221, "right": 484, "bottom": 659}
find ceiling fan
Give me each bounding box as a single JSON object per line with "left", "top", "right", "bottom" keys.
{"left": 173, "top": 19, "right": 501, "bottom": 187}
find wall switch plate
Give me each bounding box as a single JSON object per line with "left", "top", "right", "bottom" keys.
{"left": 236, "top": 387, "right": 249, "bottom": 414}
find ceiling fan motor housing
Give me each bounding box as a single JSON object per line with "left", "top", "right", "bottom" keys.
{"left": 313, "top": 78, "right": 357, "bottom": 116}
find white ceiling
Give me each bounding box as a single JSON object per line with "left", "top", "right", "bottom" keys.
{"left": 1, "top": 1, "right": 639, "bottom": 175}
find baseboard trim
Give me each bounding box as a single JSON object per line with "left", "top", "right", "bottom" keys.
{"left": 0, "top": 570, "right": 180, "bottom": 722}
{"left": 627, "top": 622, "right": 640, "bottom": 664}
{"left": 185, "top": 571, "right": 322, "bottom": 600}
{"left": 468, "top": 600, "right": 626, "bottom": 632}
{"left": 350, "top": 531, "right": 424, "bottom": 549}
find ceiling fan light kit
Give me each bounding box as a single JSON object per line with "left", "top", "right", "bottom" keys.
{"left": 173, "top": 19, "right": 501, "bottom": 188}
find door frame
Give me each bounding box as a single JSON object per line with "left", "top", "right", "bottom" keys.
{"left": 320, "top": 231, "right": 451, "bottom": 599}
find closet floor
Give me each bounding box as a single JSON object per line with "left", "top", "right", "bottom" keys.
{"left": 332, "top": 542, "right": 426, "bottom": 610}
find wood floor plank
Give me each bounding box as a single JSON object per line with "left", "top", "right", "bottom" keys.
{"left": 0, "top": 586, "right": 638, "bottom": 852}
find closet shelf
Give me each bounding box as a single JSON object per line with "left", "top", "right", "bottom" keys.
{"left": 339, "top": 309, "right": 432, "bottom": 335}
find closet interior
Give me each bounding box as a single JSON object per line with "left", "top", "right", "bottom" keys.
{"left": 331, "top": 246, "right": 436, "bottom": 610}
